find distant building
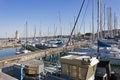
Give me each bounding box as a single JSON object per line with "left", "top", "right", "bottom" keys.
{"left": 15, "top": 30, "right": 19, "bottom": 40}
{"left": 60, "top": 55, "right": 99, "bottom": 80}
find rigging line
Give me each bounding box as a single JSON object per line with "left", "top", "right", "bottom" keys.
{"left": 66, "top": 0, "right": 86, "bottom": 46}
{"left": 79, "top": 0, "right": 89, "bottom": 33}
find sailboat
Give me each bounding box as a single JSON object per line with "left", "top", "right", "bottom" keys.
{"left": 45, "top": 39, "right": 64, "bottom": 48}
{"left": 16, "top": 21, "right": 31, "bottom": 54}
{"left": 43, "top": 22, "right": 64, "bottom": 48}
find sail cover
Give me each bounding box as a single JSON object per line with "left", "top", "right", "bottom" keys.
{"left": 98, "top": 40, "right": 111, "bottom": 47}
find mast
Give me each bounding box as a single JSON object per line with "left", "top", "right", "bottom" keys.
{"left": 92, "top": 0, "right": 94, "bottom": 42}
{"left": 110, "top": 7, "right": 112, "bottom": 37}
{"left": 59, "top": 12, "right": 62, "bottom": 38}
{"left": 84, "top": 22, "right": 85, "bottom": 35}
{"left": 114, "top": 13, "right": 117, "bottom": 37}
{"left": 74, "top": 16, "right": 76, "bottom": 38}
{"left": 107, "top": 8, "right": 109, "bottom": 37}
{"left": 107, "top": 7, "right": 110, "bottom": 37}
{"left": 54, "top": 24, "right": 55, "bottom": 37}
{"left": 90, "top": 23, "right": 92, "bottom": 39}
{"left": 100, "top": 0, "right": 102, "bottom": 39}
{"left": 48, "top": 27, "right": 49, "bottom": 40}
{"left": 66, "top": 0, "right": 86, "bottom": 46}
{"left": 97, "top": 0, "right": 101, "bottom": 40}
{"left": 114, "top": 13, "right": 116, "bottom": 37}
{"left": 34, "top": 26, "right": 36, "bottom": 40}
{"left": 25, "top": 21, "right": 28, "bottom": 50}
{"left": 54, "top": 24, "right": 57, "bottom": 38}
{"left": 115, "top": 14, "right": 118, "bottom": 36}
{"left": 97, "top": 0, "right": 101, "bottom": 52}
{"left": 103, "top": 4, "right": 106, "bottom": 38}
{"left": 39, "top": 25, "right": 41, "bottom": 41}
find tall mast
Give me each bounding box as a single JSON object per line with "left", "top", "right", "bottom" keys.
{"left": 70, "top": 23, "right": 72, "bottom": 35}
{"left": 26, "top": 21, "right": 28, "bottom": 42}
{"left": 100, "top": 0, "right": 102, "bottom": 39}
{"left": 84, "top": 22, "right": 85, "bottom": 35}
{"left": 97, "top": 0, "right": 101, "bottom": 52}
{"left": 116, "top": 15, "right": 118, "bottom": 36}
{"left": 110, "top": 7, "right": 112, "bottom": 37}
{"left": 90, "top": 23, "right": 92, "bottom": 38}
{"left": 114, "top": 13, "right": 116, "bottom": 36}
{"left": 114, "top": 13, "right": 118, "bottom": 36}
{"left": 107, "top": 7, "right": 110, "bottom": 37}
{"left": 66, "top": 0, "right": 86, "bottom": 46}
{"left": 97, "top": 0, "right": 101, "bottom": 40}
{"left": 34, "top": 26, "right": 36, "bottom": 40}
{"left": 103, "top": 4, "right": 106, "bottom": 38}
{"left": 54, "top": 24, "right": 57, "bottom": 37}
{"left": 25, "top": 21, "right": 28, "bottom": 50}
{"left": 59, "top": 12, "right": 62, "bottom": 38}
{"left": 39, "top": 25, "right": 41, "bottom": 41}
{"left": 74, "top": 16, "right": 76, "bottom": 37}
{"left": 92, "top": 0, "right": 94, "bottom": 41}
{"left": 48, "top": 27, "right": 49, "bottom": 37}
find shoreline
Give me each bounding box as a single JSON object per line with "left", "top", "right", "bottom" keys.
{"left": 0, "top": 40, "right": 21, "bottom": 50}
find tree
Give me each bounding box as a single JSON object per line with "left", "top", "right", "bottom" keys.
{"left": 85, "top": 33, "right": 92, "bottom": 36}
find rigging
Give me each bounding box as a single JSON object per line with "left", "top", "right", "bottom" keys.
{"left": 66, "top": 0, "right": 86, "bottom": 46}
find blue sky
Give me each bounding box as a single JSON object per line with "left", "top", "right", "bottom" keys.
{"left": 0, "top": 0, "right": 120, "bottom": 38}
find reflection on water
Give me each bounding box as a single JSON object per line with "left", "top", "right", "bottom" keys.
{"left": 0, "top": 48, "right": 16, "bottom": 57}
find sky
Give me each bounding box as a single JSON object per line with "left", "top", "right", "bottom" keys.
{"left": 0, "top": 0, "right": 120, "bottom": 38}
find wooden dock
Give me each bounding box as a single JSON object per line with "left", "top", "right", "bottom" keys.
{"left": 0, "top": 41, "right": 90, "bottom": 69}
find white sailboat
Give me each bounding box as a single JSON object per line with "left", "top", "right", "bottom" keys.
{"left": 16, "top": 21, "right": 31, "bottom": 54}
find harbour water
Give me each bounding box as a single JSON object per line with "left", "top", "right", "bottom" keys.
{"left": 0, "top": 37, "right": 67, "bottom": 58}
{"left": 0, "top": 48, "right": 16, "bottom": 57}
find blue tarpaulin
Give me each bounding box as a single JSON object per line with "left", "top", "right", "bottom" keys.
{"left": 98, "top": 40, "right": 111, "bottom": 47}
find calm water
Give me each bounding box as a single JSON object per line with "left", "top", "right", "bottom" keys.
{"left": 0, "top": 37, "right": 68, "bottom": 58}
{"left": 0, "top": 48, "right": 16, "bottom": 57}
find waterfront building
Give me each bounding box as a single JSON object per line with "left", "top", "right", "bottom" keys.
{"left": 60, "top": 55, "right": 99, "bottom": 80}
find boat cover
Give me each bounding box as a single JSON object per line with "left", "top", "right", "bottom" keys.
{"left": 98, "top": 40, "right": 111, "bottom": 47}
